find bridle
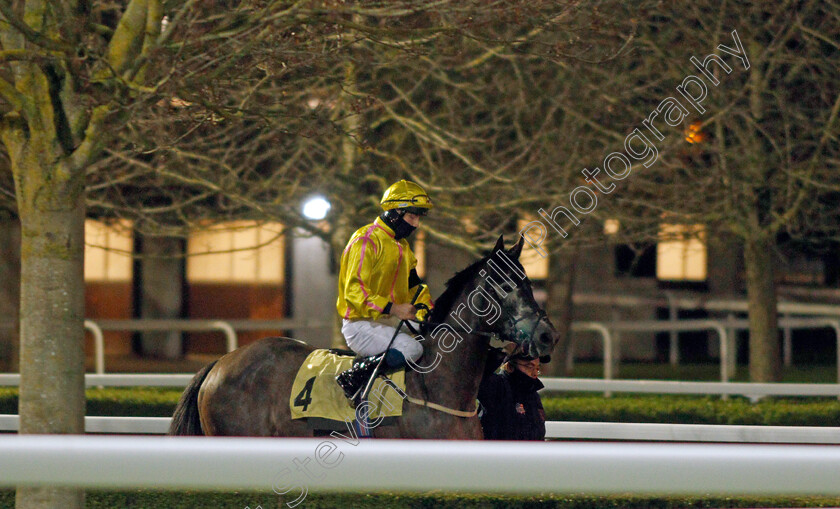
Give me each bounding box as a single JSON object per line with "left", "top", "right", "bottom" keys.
{"left": 399, "top": 307, "right": 549, "bottom": 419}
{"left": 407, "top": 297, "right": 548, "bottom": 345}
{"left": 396, "top": 276, "right": 551, "bottom": 418}
{"left": 504, "top": 307, "right": 548, "bottom": 343}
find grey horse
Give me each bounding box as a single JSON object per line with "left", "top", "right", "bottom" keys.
{"left": 169, "top": 235, "right": 558, "bottom": 439}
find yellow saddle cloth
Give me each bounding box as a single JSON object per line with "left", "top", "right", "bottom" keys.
{"left": 289, "top": 349, "right": 406, "bottom": 422}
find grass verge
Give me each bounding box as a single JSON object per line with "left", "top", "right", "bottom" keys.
{"left": 3, "top": 491, "right": 840, "bottom": 509}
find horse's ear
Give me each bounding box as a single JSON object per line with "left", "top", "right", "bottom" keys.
{"left": 493, "top": 235, "right": 505, "bottom": 253}
{"left": 508, "top": 235, "right": 524, "bottom": 259}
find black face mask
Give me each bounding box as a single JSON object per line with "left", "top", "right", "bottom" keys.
{"left": 380, "top": 210, "right": 416, "bottom": 240}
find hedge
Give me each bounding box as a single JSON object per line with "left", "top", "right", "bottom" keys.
{"left": 0, "top": 387, "right": 177, "bottom": 417}
{"left": 541, "top": 393, "right": 840, "bottom": 426}
{"left": 2, "top": 388, "right": 840, "bottom": 426}
{"left": 3, "top": 491, "right": 840, "bottom": 509}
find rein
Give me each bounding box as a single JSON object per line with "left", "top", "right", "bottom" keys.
{"left": 381, "top": 374, "right": 479, "bottom": 418}
{"left": 395, "top": 322, "right": 510, "bottom": 419}
{"left": 406, "top": 350, "right": 477, "bottom": 418}
{"left": 393, "top": 274, "right": 549, "bottom": 420}
{"left": 406, "top": 320, "right": 498, "bottom": 339}
{"left": 403, "top": 393, "right": 478, "bottom": 418}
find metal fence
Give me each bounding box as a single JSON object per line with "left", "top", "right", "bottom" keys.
{"left": 570, "top": 316, "right": 840, "bottom": 387}
{"left": 6, "top": 311, "right": 840, "bottom": 381}
{"left": 575, "top": 292, "right": 840, "bottom": 367}
{"left": 81, "top": 319, "right": 329, "bottom": 375}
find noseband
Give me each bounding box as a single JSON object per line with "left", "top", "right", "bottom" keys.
{"left": 504, "top": 307, "right": 547, "bottom": 343}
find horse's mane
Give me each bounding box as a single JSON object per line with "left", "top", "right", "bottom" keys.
{"left": 429, "top": 255, "right": 489, "bottom": 323}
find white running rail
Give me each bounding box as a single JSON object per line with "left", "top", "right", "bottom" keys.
{"left": 3, "top": 374, "right": 839, "bottom": 399}
{"left": 1, "top": 435, "right": 840, "bottom": 495}
{"left": 0, "top": 374, "right": 194, "bottom": 387}
{"left": 540, "top": 377, "right": 840, "bottom": 398}
{"left": 2, "top": 415, "right": 839, "bottom": 444}
{"left": 545, "top": 421, "right": 840, "bottom": 443}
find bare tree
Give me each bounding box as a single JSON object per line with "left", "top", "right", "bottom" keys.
{"left": 0, "top": 1, "right": 647, "bottom": 505}
{"left": 559, "top": 1, "right": 840, "bottom": 381}
{"left": 88, "top": 2, "right": 646, "bottom": 345}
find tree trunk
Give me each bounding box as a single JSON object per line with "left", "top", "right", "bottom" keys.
{"left": 137, "top": 235, "right": 185, "bottom": 359}
{"left": 16, "top": 203, "right": 86, "bottom": 508}
{"left": 545, "top": 246, "right": 577, "bottom": 376}
{"left": 743, "top": 234, "right": 781, "bottom": 382}
{"left": 0, "top": 1, "right": 156, "bottom": 505}
{"left": 8, "top": 137, "right": 87, "bottom": 507}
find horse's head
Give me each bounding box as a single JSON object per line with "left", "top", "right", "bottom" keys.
{"left": 474, "top": 235, "right": 559, "bottom": 360}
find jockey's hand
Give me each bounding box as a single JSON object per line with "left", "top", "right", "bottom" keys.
{"left": 414, "top": 303, "right": 430, "bottom": 322}
{"left": 391, "top": 303, "right": 417, "bottom": 321}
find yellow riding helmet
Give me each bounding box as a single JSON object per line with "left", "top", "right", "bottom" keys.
{"left": 380, "top": 180, "right": 433, "bottom": 215}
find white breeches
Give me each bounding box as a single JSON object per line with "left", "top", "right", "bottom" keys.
{"left": 341, "top": 319, "right": 424, "bottom": 362}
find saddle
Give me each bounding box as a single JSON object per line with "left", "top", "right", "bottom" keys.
{"left": 289, "top": 349, "right": 407, "bottom": 431}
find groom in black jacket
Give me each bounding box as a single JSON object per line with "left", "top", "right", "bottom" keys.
{"left": 478, "top": 350, "right": 548, "bottom": 441}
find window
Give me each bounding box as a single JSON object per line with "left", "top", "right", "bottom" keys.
{"left": 187, "top": 222, "right": 285, "bottom": 283}
{"left": 516, "top": 219, "right": 549, "bottom": 279}
{"left": 85, "top": 220, "right": 133, "bottom": 282}
{"left": 656, "top": 224, "right": 707, "bottom": 281}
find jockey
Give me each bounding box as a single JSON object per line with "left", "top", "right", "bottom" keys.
{"left": 335, "top": 179, "right": 434, "bottom": 403}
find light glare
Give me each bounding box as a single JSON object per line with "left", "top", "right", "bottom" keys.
{"left": 302, "top": 196, "right": 331, "bottom": 220}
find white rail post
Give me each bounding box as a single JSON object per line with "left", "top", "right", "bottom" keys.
{"left": 565, "top": 333, "right": 575, "bottom": 375}
{"left": 713, "top": 323, "right": 729, "bottom": 384}
{"left": 708, "top": 321, "right": 729, "bottom": 400}
{"left": 604, "top": 325, "right": 616, "bottom": 398}
{"left": 665, "top": 291, "right": 679, "bottom": 366}
{"left": 211, "top": 321, "right": 238, "bottom": 352}
{"left": 725, "top": 313, "right": 737, "bottom": 380}
{"left": 608, "top": 308, "right": 621, "bottom": 383}
{"left": 782, "top": 313, "right": 793, "bottom": 367}
{"left": 84, "top": 320, "right": 105, "bottom": 377}
{"left": 826, "top": 319, "right": 840, "bottom": 400}
{"left": 570, "top": 322, "right": 612, "bottom": 395}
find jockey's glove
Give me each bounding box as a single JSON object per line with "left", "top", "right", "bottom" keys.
{"left": 414, "top": 303, "right": 431, "bottom": 322}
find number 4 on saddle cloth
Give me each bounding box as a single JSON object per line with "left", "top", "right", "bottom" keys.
{"left": 289, "top": 349, "right": 407, "bottom": 431}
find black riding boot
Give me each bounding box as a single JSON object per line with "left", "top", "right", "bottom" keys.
{"left": 335, "top": 354, "right": 386, "bottom": 404}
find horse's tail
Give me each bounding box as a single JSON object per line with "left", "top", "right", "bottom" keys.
{"left": 168, "top": 360, "right": 218, "bottom": 436}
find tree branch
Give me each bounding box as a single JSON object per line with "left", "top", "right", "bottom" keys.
{"left": 68, "top": 105, "right": 110, "bottom": 172}
{"left": 103, "top": 0, "right": 150, "bottom": 77}
{"left": 0, "top": 1, "right": 71, "bottom": 52}
{"left": 0, "top": 74, "right": 27, "bottom": 112}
